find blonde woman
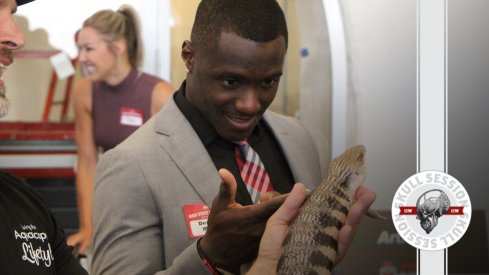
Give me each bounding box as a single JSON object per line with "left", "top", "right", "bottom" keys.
{"left": 69, "top": 4, "right": 173, "bottom": 254}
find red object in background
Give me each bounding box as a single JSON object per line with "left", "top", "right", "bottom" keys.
{"left": 0, "top": 122, "right": 76, "bottom": 179}
{"left": 0, "top": 121, "right": 75, "bottom": 140}
{"left": 3, "top": 168, "right": 75, "bottom": 178}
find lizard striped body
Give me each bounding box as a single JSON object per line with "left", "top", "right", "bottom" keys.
{"left": 276, "top": 145, "right": 367, "bottom": 275}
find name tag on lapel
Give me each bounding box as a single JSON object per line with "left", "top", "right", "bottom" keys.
{"left": 183, "top": 204, "right": 210, "bottom": 238}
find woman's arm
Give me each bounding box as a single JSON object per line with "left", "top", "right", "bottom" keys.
{"left": 68, "top": 78, "right": 98, "bottom": 255}
{"left": 150, "top": 80, "right": 174, "bottom": 116}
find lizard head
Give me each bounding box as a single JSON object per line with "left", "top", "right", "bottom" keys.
{"left": 332, "top": 145, "right": 367, "bottom": 199}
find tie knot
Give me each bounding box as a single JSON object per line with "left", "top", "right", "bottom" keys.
{"left": 235, "top": 140, "right": 250, "bottom": 158}
{"left": 235, "top": 139, "right": 249, "bottom": 146}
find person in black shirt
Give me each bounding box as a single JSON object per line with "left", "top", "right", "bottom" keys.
{"left": 0, "top": 171, "right": 87, "bottom": 274}
{"left": 0, "top": 0, "right": 87, "bottom": 274}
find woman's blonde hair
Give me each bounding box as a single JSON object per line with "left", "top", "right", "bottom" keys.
{"left": 83, "top": 4, "right": 143, "bottom": 68}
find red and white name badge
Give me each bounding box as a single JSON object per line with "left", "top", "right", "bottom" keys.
{"left": 183, "top": 204, "right": 210, "bottom": 238}
{"left": 119, "top": 107, "right": 143, "bottom": 127}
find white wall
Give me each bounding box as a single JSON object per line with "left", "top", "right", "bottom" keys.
{"left": 139, "top": 0, "right": 171, "bottom": 81}
{"left": 16, "top": 0, "right": 143, "bottom": 58}
{"left": 340, "top": 0, "right": 417, "bottom": 209}
{"left": 296, "top": 0, "right": 332, "bottom": 174}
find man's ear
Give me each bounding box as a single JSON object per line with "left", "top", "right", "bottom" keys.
{"left": 181, "top": 40, "right": 194, "bottom": 73}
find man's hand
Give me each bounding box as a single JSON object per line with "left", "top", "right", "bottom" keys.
{"left": 259, "top": 191, "right": 282, "bottom": 202}
{"left": 247, "top": 183, "right": 307, "bottom": 275}
{"left": 199, "top": 168, "right": 287, "bottom": 268}
{"left": 247, "top": 185, "right": 376, "bottom": 274}
{"left": 335, "top": 185, "right": 376, "bottom": 263}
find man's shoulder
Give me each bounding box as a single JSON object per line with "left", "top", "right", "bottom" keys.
{"left": 0, "top": 171, "right": 51, "bottom": 227}
{"left": 104, "top": 117, "right": 159, "bottom": 158}
{"left": 0, "top": 171, "right": 43, "bottom": 204}
{"left": 101, "top": 101, "right": 185, "bottom": 163}
{"left": 264, "top": 110, "right": 301, "bottom": 125}
{"left": 263, "top": 111, "right": 311, "bottom": 136}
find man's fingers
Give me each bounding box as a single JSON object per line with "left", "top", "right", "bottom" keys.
{"left": 354, "top": 185, "right": 371, "bottom": 199}
{"left": 213, "top": 168, "right": 238, "bottom": 210}
{"left": 250, "top": 192, "right": 288, "bottom": 221}
{"left": 336, "top": 224, "right": 353, "bottom": 263}
{"left": 345, "top": 187, "right": 376, "bottom": 228}
{"left": 259, "top": 191, "right": 281, "bottom": 203}
{"left": 336, "top": 187, "right": 376, "bottom": 264}
{"left": 271, "top": 183, "right": 307, "bottom": 224}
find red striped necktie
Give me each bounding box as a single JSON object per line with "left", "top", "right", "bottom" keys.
{"left": 235, "top": 139, "right": 273, "bottom": 204}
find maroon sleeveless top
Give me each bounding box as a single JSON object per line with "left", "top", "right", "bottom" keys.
{"left": 92, "top": 69, "right": 161, "bottom": 152}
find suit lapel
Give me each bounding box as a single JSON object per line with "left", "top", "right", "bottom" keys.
{"left": 263, "top": 112, "right": 318, "bottom": 191}
{"left": 151, "top": 98, "right": 319, "bottom": 204}
{"left": 153, "top": 98, "right": 221, "bottom": 207}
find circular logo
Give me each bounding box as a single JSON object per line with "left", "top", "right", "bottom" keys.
{"left": 391, "top": 170, "right": 471, "bottom": 250}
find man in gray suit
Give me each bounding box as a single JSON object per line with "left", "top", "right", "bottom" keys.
{"left": 92, "top": 0, "right": 376, "bottom": 274}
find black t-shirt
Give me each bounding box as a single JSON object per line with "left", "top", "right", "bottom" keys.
{"left": 0, "top": 170, "right": 87, "bottom": 275}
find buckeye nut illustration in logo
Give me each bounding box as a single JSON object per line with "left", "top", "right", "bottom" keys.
{"left": 392, "top": 171, "right": 471, "bottom": 250}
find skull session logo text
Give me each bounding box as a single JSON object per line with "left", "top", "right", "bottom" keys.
{"left": 391, "top": 171, "right": 471, "bottom": 250}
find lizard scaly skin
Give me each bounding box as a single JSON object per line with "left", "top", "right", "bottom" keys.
{"left": 276, "top": 145, "right": 367, "bottom": 275}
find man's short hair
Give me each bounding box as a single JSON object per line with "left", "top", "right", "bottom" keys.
{"left": 191, "top": 0, "right": 288, "bottom": 50}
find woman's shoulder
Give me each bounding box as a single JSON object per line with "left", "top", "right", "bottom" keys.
{"left": 73, "top": 78, "right": 92, "bottom": 95}
{"left": 73, "top": 78, "right": 93, "bottom": 111}
{"left": 138, "top": 71, "right": 173, "bottom": 95}
{"left": 138, "top": 71, "right": 169, "bottom": 86}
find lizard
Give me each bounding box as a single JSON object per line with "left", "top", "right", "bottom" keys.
{"left": 276, "top": 145, "right": 383, "bottom": 275}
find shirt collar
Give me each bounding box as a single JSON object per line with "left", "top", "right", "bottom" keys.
{"left": 174, "top": 81, "right": 218, "bottom": 146}
{"left": 99, "top": 69, "right": 139, "bottom": 92}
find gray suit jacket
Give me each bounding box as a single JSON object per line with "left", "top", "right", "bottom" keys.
{"left": 91, "top": 96, "right": 325, "bottom": 274}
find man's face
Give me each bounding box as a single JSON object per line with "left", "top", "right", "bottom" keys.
{"left": 183, "top": 32, "right": 286, "bottom": 141}
{"left": 0, "top": 0, "right": 25, "bottom": 118}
